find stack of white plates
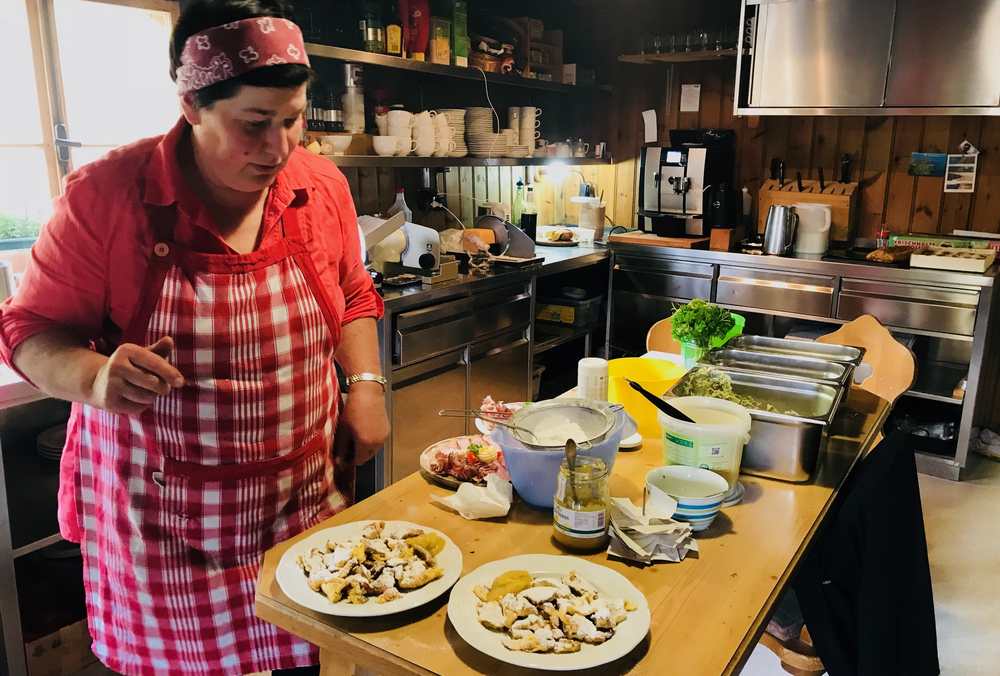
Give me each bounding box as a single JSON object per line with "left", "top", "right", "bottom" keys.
{"left": 506, "top": 145, "right": 532, "bottom": 158}
{"left": 466, "top": 108, "right": 510, "bottom": 157}
{"left": 36, "top": 423, "right": 67, "bottom": 463}
{"left": 437, "top": 109, "right": 468, "bottom": 157}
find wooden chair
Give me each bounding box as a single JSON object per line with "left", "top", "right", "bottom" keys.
{"left": 645, "top": 317, "right": 683, "bottom": 354}
{"left": 817, "top": 314, "right": 916, "bottom": 410}
{"left": 762, "top": 314, "right": 916, "bottom": 674}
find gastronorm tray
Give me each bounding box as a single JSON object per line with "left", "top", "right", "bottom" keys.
{"left": 700, "top": 348, "right": 851, "bottom": 386}
{"left": 727, "top": 335, "right": 864, "bottom": 367}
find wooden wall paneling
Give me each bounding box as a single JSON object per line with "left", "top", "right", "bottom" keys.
{"left": 857, "top": 117, "right": 895, "bottom": 238}
{"left": 597, "top": 163, "right": 618, "bottom": 220}
{"left": 500, "top": 166, "right": 513, "bottom": 216}
{"left": 472, "top": 166, "right": 488, "bottom": 214}
{"left": 342, "top": 168, "right": 361, "bottom": 210}
{"left": 663, "top": 64, "right": 682, "bottom": 137}
{"left": 835, "top": 117, "right": 866, "bottom": 182}
{"left": 785, "top": 117, "right": 815, "bottom": 180}
{"left": 940, "top": 117, "right": 984, "bottom": 233}
{"left": 811, "top": 117, "right": 840, "bottom": 180}
{"left": 910, "top": 117, "right": 951, "bottom": 233}
{"left": 357, "top": 167, "right": 379, "bottom": 216}
{"left": 459, "top": 167, "right": 474, "bottom": 226}
{"left": 737, "top": 119, "right": 766, "bottom": 227}
{"left": 376, "top": 168, "right": 396, "bottom": 214}
{"left": 698, "top": 63, "right": 723, "bottom": 130}
{"left": 443, "top": 168, "right": 462, "bottom": 228}
{"left": 883, "top": 117, "right": 925, "bottom": 233}
{"left": 487, "top": 167, "right": 501, "bottom": 205}
{"left": 971, "top": 116, "right": 1000, "bottom": 233}
{"left": 719, "top": 63, "right": 736, "bottom": 131}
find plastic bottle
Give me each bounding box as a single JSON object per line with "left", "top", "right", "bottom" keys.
{"left": 521, "top": 184, "right": 538, "bottom": 240}
{"left": 512, "top": 180, "right": 524, "bottom": 226}
{"left": 385, "top": 188, "right": 413, "bottom": 223}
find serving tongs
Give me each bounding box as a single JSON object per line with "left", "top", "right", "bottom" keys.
{"left": 437, "top": 409, "right": 543, "bottom": 443}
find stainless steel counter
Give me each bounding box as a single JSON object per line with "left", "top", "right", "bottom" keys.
{"left": 380, "top": 245, "right": 609, "bottom": 312}
{"left": 610, "top": 244, "right": 997, "bottom": 289}
{"left": 608, "top": 242, "right": 1000, "bottom": 481}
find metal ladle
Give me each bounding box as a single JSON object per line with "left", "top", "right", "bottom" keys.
{"left": 564, "top": 438, "right": 578, "bottom": 504}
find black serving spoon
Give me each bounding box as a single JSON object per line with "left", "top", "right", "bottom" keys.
{"left": 626, "top": 379, "right": 697, "bottom": 423}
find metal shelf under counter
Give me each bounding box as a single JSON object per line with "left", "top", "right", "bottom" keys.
{"left": 534, "top": 321, "right": 603, "bottom": 355}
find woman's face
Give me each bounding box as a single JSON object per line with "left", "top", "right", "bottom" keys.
{"left": 182, "top": 83, "right": 307, "bottom": 193}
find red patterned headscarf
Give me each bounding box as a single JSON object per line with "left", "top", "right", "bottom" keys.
{"left": 175, "top": 16, "right": 310, "bottom": 95}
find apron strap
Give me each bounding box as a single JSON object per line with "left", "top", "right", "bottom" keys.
{"left": 282, "top": 206, "right": 342, "bottom": 343}
{"left": 122, "top": 206, "right": 177, "bottom": 345}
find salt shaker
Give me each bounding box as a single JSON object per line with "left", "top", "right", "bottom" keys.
{"left": 577, "top": 358, "right": 609, "bottom": 402}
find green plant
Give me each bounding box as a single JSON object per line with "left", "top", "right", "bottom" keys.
{"left": 0, "top": 213, "right": 42, "bottom": 240}
{"left": 670, "top": 299, "right": 735, "bottom": 350}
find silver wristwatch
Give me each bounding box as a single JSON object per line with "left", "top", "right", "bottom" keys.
{"left": 344, "top": 372, "right": 387, "bottom": 392}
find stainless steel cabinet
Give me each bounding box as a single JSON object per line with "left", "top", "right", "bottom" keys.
{"left": 886, "top": 0, "right": 1000, "bottom": 107}
{"left": 748, "top": 0, "right": 895, "bottom": 108}
{"left": 611, "top": 256, "right": 714, "bottom": 354}
{"left": 716, "top": 266, "right": 835, "bottom": 317}
{"left": 469, "top": 331, "right": 531, "bottom": 409}
{"left": 837, "top": 279, "right": 979, "bottom": 336}
{"left": 390, "top": 349, "right": 467, "bottom": 482}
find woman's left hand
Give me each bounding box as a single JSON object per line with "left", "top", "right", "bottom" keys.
{"left": 338, "top": 382, "right": 389, "bottom": 466}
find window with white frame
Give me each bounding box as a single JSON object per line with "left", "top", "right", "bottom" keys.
{"left": 1, "top": 0, "right": 179, "bottom": 246}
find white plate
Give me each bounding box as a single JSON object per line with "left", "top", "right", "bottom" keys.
{"left": 447, "top": 554, "right": 650, "bottom": 671}
{"left": 276, "top": 520, "right": 463, "bottom": 617}
{"left": 473, "top": 402, "right": 527, "bottom": 434}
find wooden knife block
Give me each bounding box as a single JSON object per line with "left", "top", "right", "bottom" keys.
{"left": 757, "top": 179, "right": 858, "bottom": 243}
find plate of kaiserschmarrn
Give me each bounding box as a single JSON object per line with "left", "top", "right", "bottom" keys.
{"left": 276, "top": 520, "right": 463, "bottom": 617}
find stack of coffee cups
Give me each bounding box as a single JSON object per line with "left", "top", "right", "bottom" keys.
{"left": 413, "top": 111, "right": 437, "bottom": 157}
{"left": 386, "top": 110, "right": 415, "bottom": 156}
{"left": 516, "top": 107, "right": 542, "bottom": 157}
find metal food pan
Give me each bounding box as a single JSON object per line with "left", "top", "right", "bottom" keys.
{"left": 667, "top": 368, "right": 846, "bottom": 482}
{"left": 700, "top": 348, "right": 851, "bottom": 386}
{"left": 727, "top": 335, "right": 864, "bottom": 367}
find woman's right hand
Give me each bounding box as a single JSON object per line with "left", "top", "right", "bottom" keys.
{"left": 89, "top": 336, "right": 185, "bottom": 415}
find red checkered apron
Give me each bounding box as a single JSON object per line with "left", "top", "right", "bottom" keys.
{"left": 73, "top": 205, "right": 347, "bottom": 674}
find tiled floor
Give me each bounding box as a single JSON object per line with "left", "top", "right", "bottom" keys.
{"left": 741, "top": 454, "right": 1000, "bottom": 676}
{"left": 73, "top": 457, "right": 1000, "bottom": 676}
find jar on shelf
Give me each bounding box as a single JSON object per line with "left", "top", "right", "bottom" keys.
{"left": 553, "top": 456, "right": 610, "bottom": 551}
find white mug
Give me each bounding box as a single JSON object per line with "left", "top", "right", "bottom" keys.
{"left": 508, "top": 107, "right": 522, "bottom": 127}
{"left": 433, "top": 139, "right": 456, "bottom": 157}
{"left": 414, "top": 111, "right": 435, "bottom": 127}
{"left": 415, "top": 138, "right": 435, "bottom": 157}
{"left": 395, "top": 136, "right": 417, "bottom": 156}
{"left": 388, "top": 125, "right": 412, "bottom": 141}
{"left": 387, "top": 110, "right": 413, "bottom": 129}
{"left": 375, "top": 112, "right": 388, "bottom": 136}
{"left": 373, "top": 136, "right": 397, "bottom": 156}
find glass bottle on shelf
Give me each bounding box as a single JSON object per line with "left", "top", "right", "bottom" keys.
{"left": 360, "top": 0, "right": 386, "bottom": 53}
{"left": 512, "top": 180, "right": 524, "bottom": 226}
{"left": 521, "top": 184, "right": 538, "bottom": 241}
{"left": 385, "top": 0, "right": 403, "bottom": 57}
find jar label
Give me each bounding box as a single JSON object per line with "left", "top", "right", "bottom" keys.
{"left": 554, "top": 505, "right": 607, "bottom": 539}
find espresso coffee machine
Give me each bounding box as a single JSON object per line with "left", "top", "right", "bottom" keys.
{"left": 637, "top": 128, "right": 737, "bottom": 237}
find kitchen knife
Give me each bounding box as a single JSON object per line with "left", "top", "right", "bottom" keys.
{"left": 626, "top": 379, "right": 697, "bottom": 423}
{"left": 778, "top": 159, "right": 785, "bottom": 187}
{"left": 818, "top": 167, "right": 826, "bottom": 192}
{"left": 840, "top": 153, "right": 852, "bottom": 183}
{"left": 770, "top": 157, "right": 781, "bottom": 181}
{"left": 796, "top": 171, "right": 804, "bottom": 192}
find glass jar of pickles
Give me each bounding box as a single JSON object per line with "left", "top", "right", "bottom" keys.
{"left": 553, "top": 456, "right": 610, "bottom": 551}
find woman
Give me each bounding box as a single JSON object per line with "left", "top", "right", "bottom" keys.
{"left": 0, "top": 1, "right": 387, "bottom": 673}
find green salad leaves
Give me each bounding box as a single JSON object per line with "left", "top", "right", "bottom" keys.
{"left": 671, "top": 299, "right": 735, "bottom": 349}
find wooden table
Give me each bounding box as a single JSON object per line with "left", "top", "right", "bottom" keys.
{"left": 256, "top": 388, "right": 889, "bottom": 675}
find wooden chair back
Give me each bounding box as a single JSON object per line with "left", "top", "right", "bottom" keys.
{"left": 817, "top": 314, "right": 916, "bottom": 406}
{"left": 646, "top": 317, "right": 683, "bottom": 354}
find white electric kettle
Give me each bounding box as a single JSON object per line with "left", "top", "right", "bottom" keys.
{"left": 793, "top": 203, "right": 832, "bottom": 255}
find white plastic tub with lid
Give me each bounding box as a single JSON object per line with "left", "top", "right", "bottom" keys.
{"left": 657, "top": 396, "right": 752, "bottom": 490}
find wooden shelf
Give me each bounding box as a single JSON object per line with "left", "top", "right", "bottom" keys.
{"left": 619, "top": 48, "right": 739, "bottom": 65}
{"left": 306, "top": 43, "right": 609, "bottom": 95}
{"left": 320, "top": 155, "right": 612, "bottom": 168}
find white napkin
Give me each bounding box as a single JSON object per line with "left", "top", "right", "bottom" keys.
{"left": 607, "top": 497, "right": 698, "bottom": 565}
{"left": 432, "top": 474, "right": 513, "bottom": 520}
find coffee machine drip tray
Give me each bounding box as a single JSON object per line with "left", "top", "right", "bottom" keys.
{"left": 638, "top": 211, "right": 709, "bottom": 238}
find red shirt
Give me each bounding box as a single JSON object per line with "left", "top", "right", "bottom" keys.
{"left": 0, "top": 119, "right": 383, "bottom": 374}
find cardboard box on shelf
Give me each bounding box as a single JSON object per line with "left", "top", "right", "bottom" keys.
{"left": 25, "top": 620, "right": 97, "bottom": 676}
{"left": 561, "top": 64, "right": 595, "bottom": 86}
